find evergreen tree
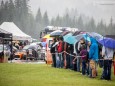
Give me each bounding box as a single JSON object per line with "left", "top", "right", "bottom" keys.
{"left": 4, "top": 1, "right": 9, "bottom": 21}
{"left": 96, "top": 20, "right": 105, "bottom": 35}
{"left": 43, "top": 11, "right": 49, "bottom": 26}
{"left": 77, "top": 16, "right": 84, "bottom": 30}
{"left": 50, "top": 18, "right": 55, "bottom": 26}
{"left": 55, "top": 14, "right": 61, "bottom": 26}
{"left": 108, "top": 17, "right": 115, "bottom": 35}
{"left": 88, "top": 17, "right": 96, "bottom": 32}
{"left": 8, "top": 0, "right": 15, "bottom": 22}
{"left": 36, "top": 8, "right": 42, "bottom": 24}
{"left": 0, "top": 0, "right": 5, "bottom": 24}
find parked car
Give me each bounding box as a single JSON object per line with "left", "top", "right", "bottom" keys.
{"left": 30, "top": 42, "right": 41, "bottom": 46}
{"left": 14, "top": 44, "right": 42, "bottom": 60}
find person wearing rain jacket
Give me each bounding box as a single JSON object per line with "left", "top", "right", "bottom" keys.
{"left": 89, "top": 37, "right": 99, "bottom": 78}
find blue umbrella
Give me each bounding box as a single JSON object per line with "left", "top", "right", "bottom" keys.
{"left": 87, "top": 32, "right": 103, "bottom": 41}
{"left": 63, "top": 33, "right": 72, "bottom": 41}
{"left": 74, "top": 34, "right": 91, "bottom": 43}
{"left": 64, "top": 34, "right": 76, "bottom": 44}
{"left": 98, "top": 37, "right": 115, "bottom": 49}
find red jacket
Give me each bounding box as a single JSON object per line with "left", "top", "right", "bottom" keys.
{"left": 57, "top": 41, "right": 63, "bottom": 53}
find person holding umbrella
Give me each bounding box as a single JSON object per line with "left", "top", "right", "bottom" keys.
{"left": 50, "top": 38, "right": 57, "bottom": 67}
{"left": 100, "top": 46, "right": 114, "bottom": 80}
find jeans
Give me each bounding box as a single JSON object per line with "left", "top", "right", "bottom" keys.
{"left": 52, "top": 54, "right": 56, "bottom": 67}
{"left": 103, "top": 60, "right": 112, "bottom": 80}
{"left": 58, "top": 53, "right": 63, "bottom": 68}
{"left": 86, "top": 61, "right": 89, "bottom": 75}
{"left": 99, "top": 60, "right": 104, "bottom": 68}
{"left": 77, "top": 57, "right": 81, "bottom": 72}
{"left": 66, "top": 54, "right": 70, "bottom": 69}
{"left": 82, "top": 60, "right": 86, "bottom": 75}
{"left": 55, "top": 53, "right": 60, "bottom": 68}
{"left": 70, "top": 53, "right": 74, "bottom": 70}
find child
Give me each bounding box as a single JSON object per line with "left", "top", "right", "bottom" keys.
{"left": 80, "top": 45, "right": 87, "bottom": 75}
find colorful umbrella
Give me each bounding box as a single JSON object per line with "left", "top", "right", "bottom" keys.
{"left": 43, "top": 34, "right": 51, "bottom": 39}
{"left": 98, "top": 37, "right": 115, "bottom": 49}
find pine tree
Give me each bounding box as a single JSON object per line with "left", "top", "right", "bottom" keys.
{"left": 36, "top": 8, "right": 42, "bottom": 24}
{"left": 8, "top": 0, "right": 15, "bottom": 22}
{"left": 89, "top": 17, "right": 96, "bottom": 32}
{"left": 0, "top": 0, "right": 5, "bottom": 24}
{"left": 77, "top": 16, "right": 84, "bottom": 30}
{"left": 43, "top": 11, "right": 49, "bottom": 26}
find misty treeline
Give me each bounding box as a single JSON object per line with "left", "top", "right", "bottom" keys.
{"left": 0, "top": 0, "right": 115, "bottom": 39}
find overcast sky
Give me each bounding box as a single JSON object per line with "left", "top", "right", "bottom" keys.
{"left": 1, "top": 0, "right": 115, "bottom": 24}
{"left": 29, "top": 0, "right": 115, "bottom": 24}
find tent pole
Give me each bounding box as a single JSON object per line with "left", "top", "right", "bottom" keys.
{"left": 3, "top": 38, "right": 4, "bottom": 62}
{"left": 11, "top": 35, "right": 13, "bottom": 63}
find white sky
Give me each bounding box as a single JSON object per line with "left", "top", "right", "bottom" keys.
{"left": 29, "top": 0, "right": 115, "bottom": 24}
{"left": 1, "top": 0, "right": 115, "bottom": 24}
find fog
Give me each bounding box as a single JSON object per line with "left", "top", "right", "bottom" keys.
{"left": 29, "top": 0, "right": 115, "bottom": 23}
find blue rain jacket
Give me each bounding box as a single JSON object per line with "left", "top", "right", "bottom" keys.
{"left": 89, "top": 37, "right": 99, "bottom": 61}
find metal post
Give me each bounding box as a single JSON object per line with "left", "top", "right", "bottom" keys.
{"left": 10, "top": 35, "right": 13, "bottom": 63}
{"left": 2, "top": 38, "right": 4, "bottom": 63}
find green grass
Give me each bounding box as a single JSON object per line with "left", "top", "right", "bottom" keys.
{"left": 0, "top": 63, "right": 115, "bottom": 86}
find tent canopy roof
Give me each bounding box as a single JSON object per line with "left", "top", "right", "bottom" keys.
{"left": 0, "top": 22, "right": 31, "bottom": 40}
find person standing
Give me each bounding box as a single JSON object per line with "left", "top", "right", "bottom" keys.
{"left": 89, "top": 37, "right": 99, "bottom": 78}
{"left": 57, "top": 37, "right": 64, "bottom": 68}
{"left": 50, "top": 38, "right": 57, "bottom": 67}
{"left": 77, "top": 38, "right": 86, "bottom": 72}
{"left": 101, "top": 46, "right": 114, "bottom": 80}
{"left": 80, "top": 45, "right": 88, "bottom": 75}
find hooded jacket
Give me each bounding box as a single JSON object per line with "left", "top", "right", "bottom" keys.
{"left": 89, "top": 37, "right": 98, "bottom": 61}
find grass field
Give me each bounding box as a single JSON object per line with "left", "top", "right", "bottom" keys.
{"left": 0, "top": 63, "right": 115, "bottom": 86}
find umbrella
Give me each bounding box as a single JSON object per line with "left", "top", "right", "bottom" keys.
{"left": 73, "top": 31, "right": 86, "bottom": 36}
{"left": 61, "top": 30, "right": 71, "bottom": 36}
{"left": 87, "top": 32, "right": 103, "bottom": 41}
{"left": 64, "top": 34, "right": 76, "bottom": 44}
{"left": 50, "top": 30, "right": 63, "bottom": 37}
{"left": 98, "top": 37, "right": 115, "bottom": 49}
{"left": 43, "top": 34, "right": 51, "bottom": 39}
{"left": 63, "top": 33, "right": 72, "bottom": 41}
{"left": 74, "top": 34, "right": 91, "bottom": 43}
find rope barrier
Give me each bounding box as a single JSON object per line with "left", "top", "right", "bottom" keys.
{"left": 50, "top": 51, "right": 114, "bottom": 61}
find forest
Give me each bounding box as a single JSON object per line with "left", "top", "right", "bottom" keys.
{"left": 0, "top": 0, "right": 115, "bottom": 39}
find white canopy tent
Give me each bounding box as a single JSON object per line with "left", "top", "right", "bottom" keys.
{"left": 0, "top": 22, "right": 32, "bottom": 41}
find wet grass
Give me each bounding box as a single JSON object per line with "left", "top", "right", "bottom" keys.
{"left": 0, "top": 63, "right": 115, "bottom": 86}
